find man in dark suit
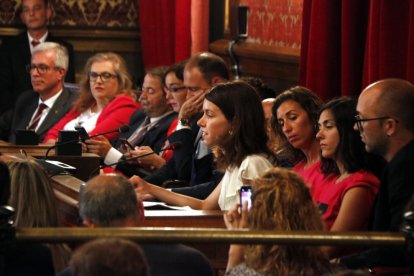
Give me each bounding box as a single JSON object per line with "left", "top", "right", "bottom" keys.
{"left": 0, "top": 0, "right": 75, "bottom": 116}
{"left": 76, "top": 174, "right": 214, "bottom": 276}
{"left": 340, "top": 79, "right": 414, "bottom": 271}
{"left": 86, "top": 67, "right": 176, "bottom": 176}
{"left": 0, "top": 42, "right": 77, "bottom": 143}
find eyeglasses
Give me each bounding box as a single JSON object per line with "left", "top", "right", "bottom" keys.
{"left": 89, "top": 71, "right": 118, "bottom": 83}
{"left": 168, "top": 86, "right": 186, "bottom": 93}
{"left": 354, "top": 114, "right": 391, "bottom": 130}
{"left": 26, "top": 64, "right": 58, "bottom": 74}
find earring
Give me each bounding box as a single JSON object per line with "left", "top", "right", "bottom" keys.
{"left": 229, "top": 129, "right": 234, "bottom": 136}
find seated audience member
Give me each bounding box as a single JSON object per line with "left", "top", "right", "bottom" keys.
{"left": 0, "top": 0, "right": 75, "bottom": 116}
{"left": 127, "top": 61, "right": 187, "bottom": 172}
{"left": 86, "top": 67, "right": 176, "bottom": 176}
{"left": 43, "top": 52, "right": 138, "bottom": 143}
{"left": 7, "top": 159, "right": 71, "bottom": 274}
{"left": 142, "top": 52, "right": 229, "bottom": 190}
{"left": 340, "top": 79, "right": 414, "bottom": 271}
{"left": 316, "top": 97, "right": 380, "bottom": 257}
{"left": 131, "top": 81, "right": 275, "bottom": 210}
{"left": 224, "top": 167, "right": 332, "bottom": 275}
{"left": 78, "top": 173, "right": 214, "bottom": 276}
{"left": 69, "top": 238, "right": 148, "bottom": 276}
{"left": 272, "top": 86, "right": 337, "bottom": 196}
{"left": 0, "top": 42, "right": 77, "bottom": 143}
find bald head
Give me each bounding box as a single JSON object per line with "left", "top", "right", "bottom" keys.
{"left": 79, "top": 174, "right": 142, "bottom": 227}
{"left": 359, "top": 78, "right": 414, "bottom": 133}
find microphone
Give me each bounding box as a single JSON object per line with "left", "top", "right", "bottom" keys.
{"left": 88, "top": 141, "right": 182, "bottom": 179}
{"left": 44, "top": 125, "right": 131, "bottom": 159}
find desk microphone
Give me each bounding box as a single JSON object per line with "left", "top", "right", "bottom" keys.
{"left": 44, "top": 125, "right": 131, "bottom": 159}
{"left": 88, "top": 141, "right": 182, "bottom": 179}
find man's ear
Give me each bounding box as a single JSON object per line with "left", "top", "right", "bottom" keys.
{"left": 385, "top": 118, "right": 398, "bottom": 136}
{"left": 46, "top": 6, "right": 52, "bottom": 21}
{"left": 210, "top": 76, "right": 223, "bottom": 86}
{"left": 83, "top": 219, "right": 96, "bottom": 228}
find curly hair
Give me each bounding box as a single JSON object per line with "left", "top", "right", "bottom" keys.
{"left": 205, "top": 80, "right": 274, "bottom": 170}
{"left": 245, "top": 167, "right": 331, "bottom": 275}
{"left": 74, "top": 52, "right": 135, "bottom": 112}
{"left": 271, "top": 86, "right": 323, "bottom": 163}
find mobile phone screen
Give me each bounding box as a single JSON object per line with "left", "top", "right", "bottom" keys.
{"left": 240, "top": 186, "right": 252, "bottom": 210}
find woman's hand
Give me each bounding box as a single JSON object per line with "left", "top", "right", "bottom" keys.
{"left": 129, "top": 146, "right": 166, "bottom": 171}
{"left": 129, "top": 175, "right": 154, "bottom": 201}
{"left": 85, "top": 136, "right": 112, "bottom": 157}
{"left": 224, "top": 203, "right": 248, "bottom": 230}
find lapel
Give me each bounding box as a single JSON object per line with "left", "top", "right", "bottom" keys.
{"left": 36, "top": 89, "right": 71, "bottom": 135}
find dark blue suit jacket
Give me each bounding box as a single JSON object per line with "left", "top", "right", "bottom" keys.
{"left": 114, "top": 109, "right": 177, "bottom": 177}
{"left": 144, "top": 119, "right": 215, "bottom": 187}
{"left": 0, "top": 88, "right": 77, "bottom": 143}
{"left": 0, "top": 32, "right": 75, "bottom": 115}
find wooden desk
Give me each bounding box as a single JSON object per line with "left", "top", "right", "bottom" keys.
{"left": 0, "top": 141, "right": 100, "bottom": 181}
{"left": 143, "top": 210, "right": 225, "bottom": 228}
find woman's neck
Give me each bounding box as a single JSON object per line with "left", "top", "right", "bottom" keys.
{"left": 302, "top": 140, "right": 320, "bottom": 167}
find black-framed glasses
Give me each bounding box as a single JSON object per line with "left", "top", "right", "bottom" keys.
{"left": 26, "top": 64, "right": 57, "bottom": 74}
{"left": 88, "top": 71, "right": 118, "bottom": 83}
{"left": 354, "top": 114, "right": 391, "bottom": 130}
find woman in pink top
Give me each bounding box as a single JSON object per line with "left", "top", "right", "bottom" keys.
{"left": 316, "top": 97, "right": 381, "bottom": 257}
{"left": 43, "top": 52, "right": 139, "bottom": 143}
{"left": 271, "top": 86, "right": 335, "bottom": 197}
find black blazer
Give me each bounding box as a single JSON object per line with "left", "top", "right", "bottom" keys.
{"left": 144, "top": 119, "right": 215, "bottom": 187}
{"left": 114, "top": 110, "right": 177, "bottom": 176}
{"left": 0, "top": 88, "right": 77, "bottom": 143}
{"left": 0, "top": 31, "right": 75, "bottom": 115}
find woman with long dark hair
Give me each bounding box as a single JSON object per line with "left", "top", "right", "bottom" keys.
{"left": 130, "top": 81, "right": 275, "bottom": 210}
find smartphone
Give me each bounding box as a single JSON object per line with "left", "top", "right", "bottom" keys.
{"left": 74, "top": 126, "right": 90, "bottom": 141}
{"left": 119, "top": 138, "right": 135, "bottom": 150}
{"left": 239, "top": 186, "right": 252, "bottom": 210}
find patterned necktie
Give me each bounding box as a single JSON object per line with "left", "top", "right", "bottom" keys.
{"left": 27, "top": 103, "right": 48, "bottom": 130}
{"left": 31, "top": 40, "right": 40, "bottom": 48}
{"left": 127, "top": 117, "right": 151, "bottom": 146}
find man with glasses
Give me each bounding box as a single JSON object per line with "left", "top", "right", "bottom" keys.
{"left": 340, "top": 79, "right": 414, "bottom": 271}
{"left": 0, "top": 0, "right": 75, "bottom": 116}
{"left": 0, "top": 42, "right": 77, "bottom": 143}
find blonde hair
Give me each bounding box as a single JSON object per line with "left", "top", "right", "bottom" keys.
{"left": 245, "top": 167, "right": 331, "bottom": 275}
{"left": 8, "top": 159, "right": 70, "bottom": 273}
{"left": 74, "top": 52, "right": 136, "bottom": 112}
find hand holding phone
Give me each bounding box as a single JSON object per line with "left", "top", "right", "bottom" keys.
{"left": 119, "top": 138, "right": 134, "bottom": 150}
{"left": 239, "top": 186, "right": 252, "bottom": 211}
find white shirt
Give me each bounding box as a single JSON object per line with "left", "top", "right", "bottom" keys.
{"left": 218, "top": 154, "right": 273, "bottom": 211}
{"left": 63, "top": 108, "right": 102, "bottom": 133}
{"left": 28, "top": 32, "right": 48, "bottom": 53}
{"left": 28, "top": 89, "right": 62, "bottom": 131}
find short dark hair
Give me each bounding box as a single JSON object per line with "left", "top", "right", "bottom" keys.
{"left": 164, "top": 60, "right": 186, "bottom": 84}
{"left": 79, "top": 174, "right": 140, "bottom": 226}
{"left": 71, "top": 238, "right": 148, "bottom": 276}
{"left": 205, "top": 80, "right": 273, "bottom": 169}
{"left": 271, "top": 86, "right": 323, "bottom": 162}
{"left": 185, "top": 52, "right": 229, "bottom": 84}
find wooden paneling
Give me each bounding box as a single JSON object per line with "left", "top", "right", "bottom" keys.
{"left": 209, "top": 39, "right": 300, "bottom": 94}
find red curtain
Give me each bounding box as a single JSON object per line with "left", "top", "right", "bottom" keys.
{"left": 139, "top": 0, "right": 191, "bottom": 69}
{"left": 300, "top": 0, "right": 414, "bottom": 101}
